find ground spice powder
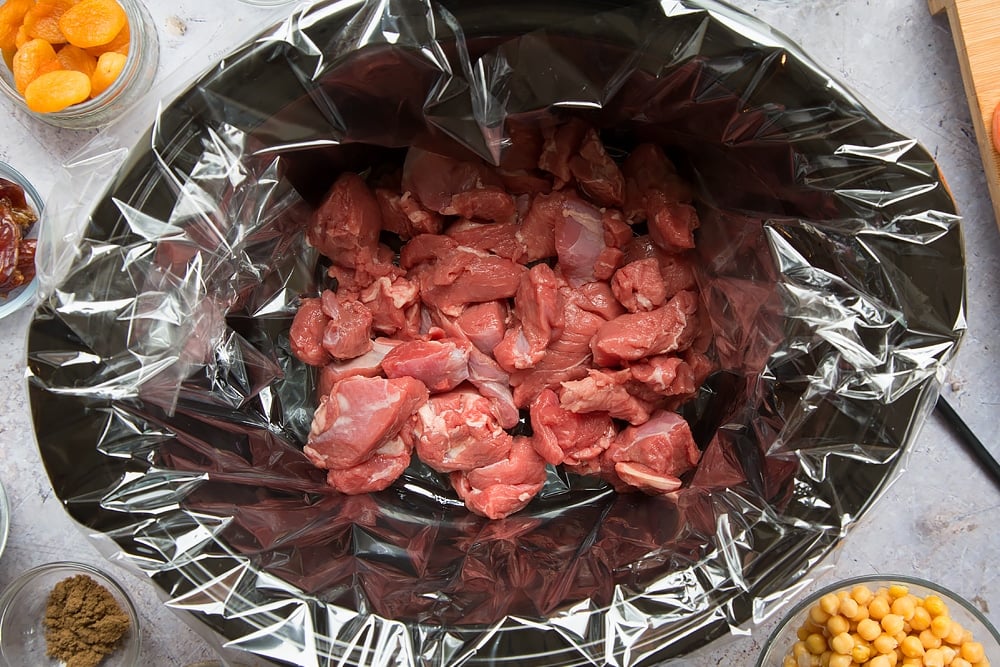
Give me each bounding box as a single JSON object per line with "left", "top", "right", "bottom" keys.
{"left": 44, "top": 573, "right": 131, "bottom": 667}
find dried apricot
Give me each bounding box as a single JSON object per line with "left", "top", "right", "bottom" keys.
{"left": 0, "top": 0, "right": 34, "bottom": 53}
{"left": 24, "top": 67, "right": 89, "bottom": 111}
{"left": 24, "top": 0, "right": 77, "bottom": 45}
{"left": 58, "top": 0, "right": 125, "bottom": 49}
{"left": 12, "top": 37, "right": 58, "bottom": 93}
{"left": 89, "top": 46, "right": 121, "bottom": 96}
{"left": 56, "top": 42, "right": 94, "bottom": 75}
{"left": 14, "top": 23, "right": 29, "bottom": 48}
{"left": 84, "top": 17, "right": 125, "bottom": 56}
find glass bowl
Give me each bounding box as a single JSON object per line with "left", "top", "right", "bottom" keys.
{"left": 0, "top": 562, "right": 141, "bottom": 667}
{"left": 0, "top": 0, "right": 158, "bottom": 129}
{"left": 0, "top": 161, "right": 42, "bottom": 320}
{"left": 756, "top": 575, "right": 1000, "bottom": 667}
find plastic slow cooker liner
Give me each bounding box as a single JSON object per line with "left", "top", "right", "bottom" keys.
{"left": 26, "top": 0, "right": 965, "bottom": 665}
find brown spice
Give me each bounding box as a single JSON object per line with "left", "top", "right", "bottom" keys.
{"left": 44, "top": 574, "right": 131, "bottom": 667}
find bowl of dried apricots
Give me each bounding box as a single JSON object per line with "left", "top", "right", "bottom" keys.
{"left": 756, "top": 576, "right": 1000, "bottom": 667}
{"left": 0, "top": 0, "right": 157, "bottom": 128}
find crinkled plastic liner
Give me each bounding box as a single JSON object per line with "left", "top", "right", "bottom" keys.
{"left": 26, "top": 0, "right": 965, "bottom": 665}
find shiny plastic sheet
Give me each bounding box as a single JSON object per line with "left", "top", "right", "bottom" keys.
{"left": 27, "top": 0, "right": 965, "bottom": 665}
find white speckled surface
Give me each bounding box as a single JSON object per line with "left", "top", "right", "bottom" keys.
{"left": 0, "top": 1, "right": 998, "bottom": 666}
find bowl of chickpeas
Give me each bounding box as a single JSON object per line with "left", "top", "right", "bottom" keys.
{"left": 756, "top": 576, "right": 999, "bottom": 667}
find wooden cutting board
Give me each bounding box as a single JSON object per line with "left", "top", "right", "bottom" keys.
{"left": 929, "top": 0, "right": 1000, "bottom": 227}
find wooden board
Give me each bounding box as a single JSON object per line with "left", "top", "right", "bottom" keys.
{"left": 929, "top": 0, "right": 1000, "bottom": 228}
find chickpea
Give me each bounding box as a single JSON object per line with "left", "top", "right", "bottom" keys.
{"left": 962, "top": 641, "right": 986, "bottom": 663}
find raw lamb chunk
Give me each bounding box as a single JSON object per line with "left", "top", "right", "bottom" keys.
{"left": 566, "top": 281, "right": 625, "bottom": 321}
{"left": 446, "top": 219, "right": 524, "bottom": 261}
{"left": 289, "top": 297, "right": 330, "bottom": 367}
{"left": 555, "top": 195, "right": 607, "bottom": 287}
{"left": 516, "top": 192, "right": 561, "bottom": 262}
{"left": 407, "top": 240, "right": 526, "bottom": 317}
{"left": 317, "top": 338, "right": 402, "bottom": 396}
{"left": 612, "top": 259, "right": 668, "bottom": 313}
{"left": 381, "top": 338, "right": 470, "bottom": 393}
{"left": 307, "top": 172, "right": 382, "bottom": 268}
{"left": 375, "top": 188, "right": 444, "bottom": 239}
{"left": 628, "top": 355, "right": 696, "bottom": 397}
{"left": 453, "top": 301, "right": 508, "bottom": 355}
{"left": 569, "top": 127, "right": 625, "bottom": 208}
{"left": 305, "top": 376, "right": 429, "bottom": 471}
{"left": 529, "top": 389, "right": 615, "bottom": 466}
{"left": 324, "top": 436, "right": 412, "bottom": 495}
{"left": 647, "top": 196, "right": 700, "bottom": 251}
{"left": 559, "top": 369, "right": 652, "bottom": 425}
{"left": 451, "top": 436, "right": 547, "bottom": 519}
{"left": 446, "top": 187, "right": 517, "bottom": 223}
{"left": 590, "top": 290, "right": 700, "bottom": 366}
{"left": 320, "top": 290, "right": 374, "bottom": 360}
{"left": 605, "top": 411, "right": 701, "bottom": 494}
{"left": 359, "top": 275, "right": 421, "bottom": 339}
{"left": 622, "top": 143, "right": 693, "bottom": 223}
{"left": 494, "top": 264, "right": 565, "bottom": 372}
{"left": 538, "top": 118, "right": 589, "bottom": 185}
{"left": 466, "top": 348, "right": 520, "bottom": 429}
{"left": 407, "top": 389, "right": 513, "bottom": 473}
{"left": 402, "top": 148, "right": 504, "bottom": 214}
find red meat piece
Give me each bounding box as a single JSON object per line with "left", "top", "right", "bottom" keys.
{"left": 307, "top": 172, "right": 382, "bottom": 268}
{"left": 529, "top": 389, "right": 615, "bottom": 466}
{"left": 453, "top": 300, "right": 508, "bottom": 355}
{"left": 622, "top": 143, "right": 693, "bottom": 223}
{"left": 289, "top": 297, "right": 330, "bottom": 367}
{"left": 647, "top": 196, "right": 700, "bottom": 251}
{"left": 602, "top": 209, "right": 632, "bottom": 248}
{"left": 497, "top": 169, "right": 552, "bottom": 196}
{"left": 559, "top": 369, "right": 652, "bottom": 425}
{"left": 516, "top": 192, "right": 561, "bottom": 262}
{"left": 446, "top": 186, "right": 517, "bottom": 223}
{"left": 401, "top": 147, "right": 503, "bottom": 214}
{"left": 320, "top": 291, "right": 373, "bottom": 360}
{"left": 606, "top": 411, "right": 701, "bottom": 494}
{"left": 399, "top": 233, "right": 459, "bottom": 270}
{"left": 466, "top": 348, "right": 520, "bottom": 429}
{"left": 359, "top": 275, "right": 421, "bottom": 339}
{"left": 305, "top": 376, "right": 429, "bottom": 470}
{"left": 451, "top": 436, "right": 547, "bottom": 519}
{"left": 593, "top": 246, "right": 624, "bottom": 281}
{"left": 565, "top": 281, "right": 626, "bottom": 321}
{"left": 628, "top": 355, "right": 696, "bottom": 398}
{"left": 409, "top": 243, "right": 526, "bottom": 317}
{"left": 509, "top": 300, "right": 605, "bottom": 408}
{"left": 657, "top": 250, "right": 698, "bottom": 298}
{"left": 611, "top": 258, "right": 668, "bottom": 313}
{"left": 407, "top": 389, "right": 513, "bottom": 473}
{"left": 446, "top": 219, "right": 524, "bottom": 261}
{"left": 493, "top": 264, "right": 565, "bottom": 372}
{"left": 382, "top": 338, "right": 471, "bottom": 393}
{"left": 324, "top": 435, "right": 412, "bottom": 495}
{"left": 538, "top": 118, "right": 589, "bottom": 186}
{"left": 569, "top": 127, "right": 625, "bottom": 208}
{"left": 317, "top": 338, "right": 402, "bottom": 397}
{"left": 375, "top": 188, "right": 443, "bottom": 239}
{"left": 590, "top": 290, "right": 699, "bottom": 366}
{"left": 500, "top": 118, "right": 545, "bottom": 171}
{"left": 555, "top": 195, "right": 607, "bottom": 287}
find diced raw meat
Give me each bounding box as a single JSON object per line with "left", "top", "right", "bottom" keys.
{"left": 324, "top": 436, "right": 412, "bottom": 494}
{"left": 657, "top": 250, "right": 698, "bottom": 298}
{"left": 289, "top": 297, "right": 330, "bottom": 367}
{"left": 411, "top": 244, "right": 526, "bottom": 317}
{"left": 359, "top": 276, "right": 421, "bottom": 338}
{"left": 317, "top": 338, "right": 402, "bottom": 396}
{"left": 683, "top": 349, "right": 716, "bottom": 387}
{"left": 402, "top": 147, "right": 503, "bottom": 214}
{"left": 453, "top": 301, "right": 509, "bottom": 355}
{"left": 466, "top": 348, "right": 520, "bottom": 429}
{"left": 538, "top": 118, "right": 589, "bottom": 185}
{"left": 407, "top": 389, "right": 513, "bottom": 473}
{"left": 446, "top": 187, "right": 517, "bottom": 223}
{"left": 450, "top": 436, "right": 547, "bottom": 519}
{"left": 399, "top": 234, "right": 459, "bottom": 270}
{"left": 602, "top": 209, "right": 632, "bottom": 248}
{"left": 305, "top": 376, "right": 429, "bottom": 470}
{"left": 559, "top": 369, "right": 652, "bottom": 425}
{"left": 381, "top": 338, "right": 470, "bottom": 393}
{"left": 565, "top": 282, "right": 626, "bottom": 321}
{"left": 446, "top": 219, "right": 524, "bottom": 261}
{"left": 555, "top": 195, "right": 607, "bottom": 287}
{"left": 622, "top": 143, "right": 693, "bottom": 223}
{"left": 516, "top": 192, "right": 561, "bottom": 262}
{"left": 628, "top": 355, "right": 696, "bottom": 398}
{"left": 510, "top": 302, "right": 605, "bottom": 407}
{"left": 498, "top": 169, "right": 552, "bottom": 195}
{"left": 501, "top": 118, "right": 545, "bottom": 171}
{"left": 590, "top": 290, "right": 699, "bottom": 366}
{"left": 529, "top": 389, "right": 615, "bottom": 466}
{"left": 375, "top": 188, "right": 443, "bottom": 239}
{"left": 493, "top": 264, "right": 565, "bottom": 372}
{"left": 612, "top": 258, "right": 668, "bottom": 313}
{"left": 569, "top": 127, "right": 625, "bottom": 208}
{"left": 307, "top": 172, "right": 382, "bottom": 267}
{"left": 606, "top": 411, "right": 701, "bottom": 494}
{"left": 320, "top": 291, "right": 374, "bottom": 360}
{"left": 593, "top": 246, "right": 624, "bottom": 281}
{"left": 326, "top": 245, "right": 404, "bottom": 299}
{"left": 647, "top": 196, "right": 699, "bottom": 251}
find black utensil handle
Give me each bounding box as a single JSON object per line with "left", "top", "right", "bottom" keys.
{"left": 936, "top": 395, "right": 1000, "bottom": 490}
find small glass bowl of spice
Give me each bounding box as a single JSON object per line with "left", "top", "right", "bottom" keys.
{"left": 0, "top": 561, "right": 140, "bottom": 666}
{"left": 0, "top": 160, "right": 42, "bottom": 319}
{"left": 0, "top": 0, "right": 158, "bottom": 129}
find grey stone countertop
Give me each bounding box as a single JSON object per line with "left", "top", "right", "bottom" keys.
{"left": 0, "top": 1, "right": 997, "bottom": 666}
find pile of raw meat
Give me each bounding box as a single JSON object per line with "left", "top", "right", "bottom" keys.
{"left": 289, "top": 118, "right": 716, "bottom": 519}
